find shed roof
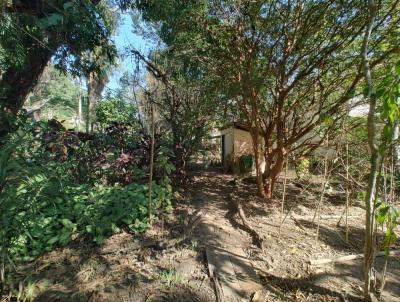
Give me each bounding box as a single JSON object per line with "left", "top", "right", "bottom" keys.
{"left": 219, "top": 122, "right": 250, "bottom": 132}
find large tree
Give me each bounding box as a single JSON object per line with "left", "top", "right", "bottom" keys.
{"left": 0, "top": 0, "right": 117, "bottom": 140}
{"left": 135, "top": 0, "right": 400, "bottom": 197}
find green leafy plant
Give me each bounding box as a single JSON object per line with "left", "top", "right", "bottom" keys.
{"left": 239, "top": 154, "right": 255, "bottom": 173}
{"left": 376, "top": 203, "right": 399, "bottom": 253}
{"left": 295, "top": 158, "right": 310, "bottom": 179}
{"left": 0, "top": 120, "right": 175, "bottom": 287}
{"left": 375, "top": 201, "right": 399, "bottom": 293}
{"left": 96, "top": 98, "right": 138, "bottom": 127}
{"left": 1, "top": 177, "right": 173, "bottom": 260}
{"left": 190, "top": 239, "right": 199, "bottom": 250}
{"left": 159, "top": 269, "right": 185, "bottom": 287}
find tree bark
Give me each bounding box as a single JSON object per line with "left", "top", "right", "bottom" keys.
{"left": 0, "top": 41, "right": 52, "bottom": 140}
{"left": 261, "top": 90, "right": 287, "bottom": 199}
{"left": 262, "top": 145, "right": 286, "bottom": 199}
{"left": 250, "top": 128, "right": 265, "bottom": 198}
{"left": 361, "top": 1, "right": 379, "bottom": 300}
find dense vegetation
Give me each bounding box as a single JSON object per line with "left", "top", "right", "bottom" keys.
{"left": 1, "top": 1, "right": 400, "bottom": 301}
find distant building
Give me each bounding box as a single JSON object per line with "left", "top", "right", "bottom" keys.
{"left": 211, "top": 102, "right": 369, "bottom": 174}
{"left": 214, "top": 122, "right": 265, "bottom": 174}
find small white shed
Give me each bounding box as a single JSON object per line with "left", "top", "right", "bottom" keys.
{"left": 217, "top": 123, "right": 265, "bottom": 174}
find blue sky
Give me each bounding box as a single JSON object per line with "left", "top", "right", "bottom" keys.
{"left": 106, "top": 14, "right": 154, "bottom": 93}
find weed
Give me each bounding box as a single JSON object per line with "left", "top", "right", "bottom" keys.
{"left": 191, "top": 239, "right": 199, "bottom": 250}
{"left": 159, "top": 269, "right": 186, "bottom": 287}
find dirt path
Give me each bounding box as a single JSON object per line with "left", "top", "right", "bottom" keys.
{"left": 187, "top": 169, "right": 264, "bottom": 301}
{"left": 185, "top": 168, "right": 400, "bottom": 302}
{"left": 7, "top": 168, "right": 399, "bottom": 302}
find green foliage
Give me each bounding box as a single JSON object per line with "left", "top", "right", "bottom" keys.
{"left": 1, "top": 169, "right": 172, "bottom": 261}
{"left": 239, "top": 154, "right": 255, "bottom": 173}
{"left": 96, "top": 98, "right": 138, "bottom": 126}
{"left": 25, "top": 65, "right": 84, "bottom": 127}
{"left": 159, "top": 269, "right": 185, "bottom": 287}
{"left": 295, "top": 158, "right": 310, "bottom": 179}
{"left": 0, "top": 119, "right": 174, "bottom": 265}
{"left": 0, "top": 14, "right": 26, "bottom": 70}
{"left": 0, "top": 1, "right": 118, "bottom": 76}
{"left": 376, "top": 61, "right": 400, "bottom": 154}
{"left": 375, "top": 202, "right": 399, "bottom": 256}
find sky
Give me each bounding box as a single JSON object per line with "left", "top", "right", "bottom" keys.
{"left": 106, "top": 13, "right": 154, "bottom": 93}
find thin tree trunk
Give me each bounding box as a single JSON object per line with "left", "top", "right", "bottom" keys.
{"left": 148, "top": 103, "right": 155, "bottom": 225}
{"left": 86, "top": 91, "right": 90, "bottom": 134}
{"left": 278, "top": 155, "right": 289, "bottom": 238}
{"left": 86, "top": 72, "right": 97, "bottom": 133}
{"left": 379, "top": 256, "right": 389, "bottom": 294}
{"left": 390, "top": 134, "right": 397, "bottom": 203}
{"left": 379, "top": 146, "right": 396, "bottom": 295}
{"left": 314, "top": 135, "right": 330, "bottom": 244}
{"left": 345, "top": 125, "right": 350, "bottom": 243}
{"left": 77, "top": 90, "right": 82, "bottom": 132}
{"left": 393, "top": 123, "right": 400, "bottom": 177}
{"left": 251, "top": 130, "right": 265, "bottom": 198}
{"left": 0, "top": 254, "right": 4, "bottom": 297}
{"left": 268, "top": 151, "right": 285, "bottom": 198}
{"left": 361, "top": 1, "right": 379, "bottom": 300}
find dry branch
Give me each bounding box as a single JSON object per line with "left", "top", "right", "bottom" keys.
{"left": 206, "top": 248, "right": 224, "bottom": 302}
{"left": 227, "top": 193, "right": 264, "bottom": 249}
{"left": 290, "top": 215, "right": 306, "bottom": 231}
{"left": 309, "top": 250, "right": 400, "bottom": 266}
{"left": 292, "top": 214, "right": 360, "bottom": 220}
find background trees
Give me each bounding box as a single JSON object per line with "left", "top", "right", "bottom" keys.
{"left": 0, "top": 0, "right": 117, "bottom": 140}
{"left": 132, "top": 49, "right": 220, "bottom": 177}
{"left": 135, "top": 0, "right": 400, "bottom": 198}
{"left": 24, "top": 64, "right": 84, "bottom": 128}
{"left": 1, "top": 1, "right": 400, "bottom": 300}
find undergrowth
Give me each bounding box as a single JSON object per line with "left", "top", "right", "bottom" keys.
{"left": 2, "top": 177, "right": 172, "bottom": 261}
{"left": 0, "top": 118, "right": 174, "bottom": 291}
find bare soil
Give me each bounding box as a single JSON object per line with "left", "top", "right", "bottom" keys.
{"left": 5, "top": 167, "right": 400, "bottom": 302}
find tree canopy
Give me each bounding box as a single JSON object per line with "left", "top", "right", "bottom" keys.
{"left": 0, "top": 0, "right": 118, "bottom": 140}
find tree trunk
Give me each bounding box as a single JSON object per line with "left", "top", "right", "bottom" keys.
{"left": 148, "top": 103, "right": 155, "bottom": 225}
{"left": 86, "top": 72, "right": 98, "bottom": 133}
{"left": 247, "top": 88, "right": 265, "bottom": 198}
{"left": 86, "top": 86, "right": 91, "bottom": 134}
{"left": 250, "top": 128, "right": 265, "bottom": 198}
{"left": 262, "top": 91, "right": 287, "bottom": 199}
{"left": 362, "top": 1, "right": 379, "bottom": 300}
{"left": 393, "top": 122, "right": 400, "bottom": 177}
{"left": 262, "top": 144, "right": 286, "bottom": 199}
{"left": 0, "top": 41, "right": 52, "bottom": 140}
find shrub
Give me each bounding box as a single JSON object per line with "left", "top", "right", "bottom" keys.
{"left": 1, "top": 172, "right": 172, "bottom": 262}
{"left": 0, "top": 119, "right": 174, "bottom": 265}
{"left": 96, "top": 98, "right": 137, "bottom": 127}
{"left": 295, "top": 158, "right": 310, "bottom": 179}
{"left": 239, "top": 154, "right": 255, "bottom": 173}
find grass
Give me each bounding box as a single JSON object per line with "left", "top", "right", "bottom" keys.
{"left": 159, "top": 269, "right": 186, "bottom": 287}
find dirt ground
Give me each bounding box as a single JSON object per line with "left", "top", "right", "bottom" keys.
{"left": 4, "top": 167, "right": 400, "bottom": 302}
{"left": 183, "top": 168, "right": 400, "bottom": 302}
